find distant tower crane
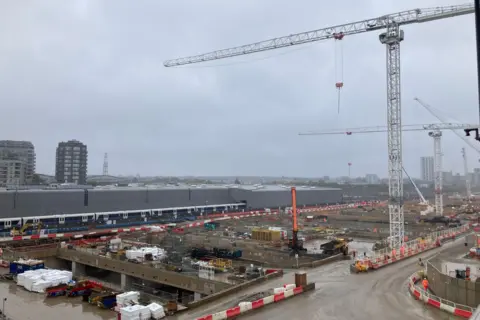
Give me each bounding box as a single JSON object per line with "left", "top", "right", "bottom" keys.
{"left": 414, "top": 97, "right": 480, "bottom": 162}
{"left": 300, "top": 122, "right": 479, "bottom": 221}
{"left": 462, "top": 147, "right": 472, "bottom": 200}
{"left": 429, "top": 131, "right": 443, "bottom": 215}
{"left": 164, "top": 4, "right": 475, "bottom": 249}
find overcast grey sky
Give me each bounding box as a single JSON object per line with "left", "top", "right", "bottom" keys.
{"left": 0, "top": 0, "right": 477, "bottom": 178}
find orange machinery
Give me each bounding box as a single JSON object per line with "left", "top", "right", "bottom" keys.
{"left": 289, "top": 187, "right": 305, "bottom": 253}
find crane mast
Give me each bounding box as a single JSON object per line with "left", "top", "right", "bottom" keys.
{"left": 164, "top": 3, "right": 475, "bottom": 250}
{"left": 429, "top": 131, "right": 444, "bottom": 216}
{"left": 379, "top": 23, "right": 404, "bottom": 248}
{"left": 462, "top": 147, "right": 472, "bottom": 200}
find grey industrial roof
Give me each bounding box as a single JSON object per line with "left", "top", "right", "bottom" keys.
{"left": 0, "top": 184, "right": 341, "bottom": 193}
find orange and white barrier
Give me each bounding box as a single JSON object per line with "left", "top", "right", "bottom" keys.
{"left": 408, "top": 272, "right": 474, "bottom": 318}
{"left": 195, "top": 284, "right": 303, "bottom": 320}
{"left": 0, "top": 210, "right": 281, "bottom": 242}
{"left": 355, "top": 224, "right": 470, "bottom": 270}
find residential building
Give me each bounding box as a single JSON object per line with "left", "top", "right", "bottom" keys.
{"left": 0, "top": 140, "right": 35, "bottom": 184}
{"left": 55, "top": 140, "right": 88, "bottom": 185}
{"left": 0, "top": 159, "right": 26, "bottom": 186}
{"left": 420, "top": 156, "right": 434, "bottom": 181}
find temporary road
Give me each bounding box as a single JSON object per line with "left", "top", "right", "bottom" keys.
{"left": 178, "top": 239, "right": 467, "bottom": 320}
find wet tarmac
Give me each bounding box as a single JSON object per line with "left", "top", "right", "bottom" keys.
{"left": 178, "top": 238, "right": 467, "bottom": 320}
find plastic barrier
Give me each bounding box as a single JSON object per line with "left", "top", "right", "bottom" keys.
{"left": 408, "top": 272, "right": 475, "bottom": 319}
{"left": 238, "top": 302, "right": 252, "bottom": 313}
{"left": 296, "top": 201, "right": 384, "bottom": 213}
{"left": 1, "top": 210, "right": 281, "bottom": 242}
{"left": 357, "top": 224, "right": 471, "bottom": 270}
{"left": 196, "top": 286, "right": 304, "bottom": 320}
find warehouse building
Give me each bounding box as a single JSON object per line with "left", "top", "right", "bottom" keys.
{"left": 0, "top": 185, "right": 343, "bottom": 218}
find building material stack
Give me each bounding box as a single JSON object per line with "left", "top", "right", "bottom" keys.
{"left": 251, "top": 229, "right": 281, "bottom": 242}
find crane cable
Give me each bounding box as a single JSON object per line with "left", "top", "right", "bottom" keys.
{"left": 334, "top": 33, "right": 345, "bottom": 114}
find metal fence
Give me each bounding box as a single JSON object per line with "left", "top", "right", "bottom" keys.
{"left": 409, "top": 271, "right": 475, "bottom": 314}
{"left": 371, "top": 224, "right": 470, "bottom": 260}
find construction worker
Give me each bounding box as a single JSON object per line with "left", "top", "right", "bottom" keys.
{"left": 418, "top": 258, "right": 424, "bottom": 267}
{"left": 422, "top": 277, "right": 429, "bottom": 291}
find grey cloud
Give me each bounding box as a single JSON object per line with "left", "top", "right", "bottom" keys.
{"left": 0, "top": 0, "right": 477, "bottom": 177}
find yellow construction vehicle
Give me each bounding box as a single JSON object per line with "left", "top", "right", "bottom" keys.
{"left": 11, "top": 223, "right": 42, "bottom": 236}
{"left": 350, "top": 260, "right": 369, "bottom": 273}
{"left": 209, "top": 258, "right": 233, "bottom": 270}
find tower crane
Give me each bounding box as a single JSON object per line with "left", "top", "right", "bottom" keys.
{"left": 429, "top": 130, "right": 443, "bottom": 215}
{"left": 164, "top": 4, "right": 475, "bottom": 249}
{"left": 414, "top": 97, "right": 480, "bottom": 161}
{"left": 300, "top": 122, "right": 479, "bottom": 223}
{"left": 462, "top": 147, "right": 473, "bottom": 200}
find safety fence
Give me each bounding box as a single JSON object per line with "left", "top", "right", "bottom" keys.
{"left": 364, "top": 224, "right": 470, "bottom": 269}
{"left": 195, "top": 284, "right": 304, "bottom": 320}
{"left": 408, "top": 271, "right": 474, "bottom": 319}
{"left": 0, "top": 210, "right": 281, "bottom": 242}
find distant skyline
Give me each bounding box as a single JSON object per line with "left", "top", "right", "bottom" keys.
{"left": 1, "top": 0, "right": 477, "bottom": 178}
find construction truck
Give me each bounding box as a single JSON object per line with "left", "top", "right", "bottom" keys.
{"left": 320, "top": 238, "right": 349, "bottom": 256}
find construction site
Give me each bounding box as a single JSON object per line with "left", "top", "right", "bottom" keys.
{"left": 0, "top": 1, "right": 478, "bottom": 320}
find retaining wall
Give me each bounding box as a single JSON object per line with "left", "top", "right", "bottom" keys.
{"left": 195, "top": 282, "right": 315, "bottom": 320}
{"left": 408, "top": 271, "right": 474, "bottom": 318}
{"left": 186, "top": 269, "right": 284, "bottom": 309}
{"left": 427, "top": 260, "right": 480, "bottom": 308}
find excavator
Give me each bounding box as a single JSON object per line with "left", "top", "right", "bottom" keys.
{"left": 288, "top": 187, "right": 307, "bottom": 254}
{"left": 11, "top": 223, "right": 42, "bottom": 236}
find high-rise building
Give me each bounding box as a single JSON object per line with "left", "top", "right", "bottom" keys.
{"left": 55, "top": 140, "right": 88, "bottom": 185}
{"left": 0, "top": 159, "right": 25, "bottom": 186}
{"left": 420, "top": 156, "right": 434, "bottom": 181}
{"left": 0, "top": 140, "right": 35, "bottom": 184}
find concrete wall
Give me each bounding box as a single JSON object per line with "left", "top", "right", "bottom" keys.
{"left": 228, "top": 188, "right": 343, "bottom": 209}
{"left": 0, "top": 187, "right": 343, "bottom": 218}
{"left": 56, "top": 248, "right": 231, "bottom": 295}
{"left": 427, "top": 261, "right": 480, "bottom": 308}
{"left": 185, "top": 269, "right": 284, "bottom": 309}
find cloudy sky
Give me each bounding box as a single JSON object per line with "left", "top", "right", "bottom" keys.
{"left": 0, "top": 0, "right": 477, "bottom": 178}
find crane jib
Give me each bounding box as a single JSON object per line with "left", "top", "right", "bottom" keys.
{"left": 163, "top": 3, "right": 474, "bottom": 67}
